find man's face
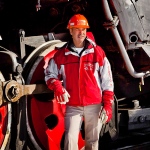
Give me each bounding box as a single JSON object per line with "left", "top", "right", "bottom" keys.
{"left": 69, "top": 28, "right": 87, "bottom": 44}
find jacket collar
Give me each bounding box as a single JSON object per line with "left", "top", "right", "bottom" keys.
{"left": 64, "top": 38, "right": 95, "bottom": 56}
{"left": 66, "top": 37, "right": 96, "bottom": 51}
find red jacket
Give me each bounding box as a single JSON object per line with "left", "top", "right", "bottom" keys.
{"left": 45, "top": 36, "right": 114, "bottom": 106}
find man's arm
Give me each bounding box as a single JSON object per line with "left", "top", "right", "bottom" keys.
{"left": 44, "top": 59, "right": 70, "bottom": 103}
{"left": 100, "top": 56, "right": 114, "bottom": 123}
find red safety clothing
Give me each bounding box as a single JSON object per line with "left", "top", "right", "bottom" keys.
{"left": 45, "top": 34, "right": 114, "bottom": 108}
{"left": 47, "top": 79, "right": 65, "bottom": 101}
{"left": 47, "top": 79, "right": 70, "bottom": 103}
{"left": 102, "top": 91, "right": 114, "bottom": 122}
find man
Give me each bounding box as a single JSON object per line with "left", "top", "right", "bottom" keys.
{"left": 44, "top": 14, "right": 114, "bottom": 150}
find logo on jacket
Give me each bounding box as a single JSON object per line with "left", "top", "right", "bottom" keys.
{"left": 84, "top": 63, "right": 93, "bottom": 70}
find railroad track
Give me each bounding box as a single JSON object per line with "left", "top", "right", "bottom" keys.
{"left": 99, "top": 131, "right": 150, "bottom": 150}
{"left": 116, "top": 141, "right": 150, "bottom": 150}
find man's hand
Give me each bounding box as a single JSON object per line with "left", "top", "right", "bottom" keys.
{"left": 47, "top": 79, "right": 70, "bottom": 104}
{"left": 99, "top": 108, "right": 108, "bottom": 124}
{"left": 56, "top": 89, "right": 70, "bottom": 104}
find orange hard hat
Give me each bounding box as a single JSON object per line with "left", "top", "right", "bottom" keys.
{"left": 67, "top": 14, "right": 90, "bottom": 29}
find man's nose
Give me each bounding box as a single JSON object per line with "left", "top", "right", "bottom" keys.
{"left": 79, "top": 29, "right": 84, "bottom": 34}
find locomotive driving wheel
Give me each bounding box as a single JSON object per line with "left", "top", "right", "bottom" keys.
{"left": 24, "top": 40, "right": 85, "bottom": 150}
{"left": 0, "top": 72, "right": 11, "bottom": 150}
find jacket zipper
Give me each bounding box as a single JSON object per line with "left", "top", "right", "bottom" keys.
{"left": 79, "top": 56, "right": 82, "bottom": 105}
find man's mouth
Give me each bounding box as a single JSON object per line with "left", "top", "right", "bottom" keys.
{"left": 78, "top": 35, "right": 85, "bottom": 38}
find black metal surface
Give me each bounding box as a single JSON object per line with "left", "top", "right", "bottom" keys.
{"left": 99, "top": 131, "right": 150, "bottom": 150}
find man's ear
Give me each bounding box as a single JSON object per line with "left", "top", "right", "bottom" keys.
{"left": 69, "top": 29, "right": 72, "bottom": 35}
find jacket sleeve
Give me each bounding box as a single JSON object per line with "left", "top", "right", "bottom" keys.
{"left": 44, "top": 58, "right": 60, "bottom": 87}
{"left": 100, "top": 56, "right": 114, "bottom": 93}
{"left": 44, "top": 58, "right": 59, "bottom": 81}
{"left": 99, "top": 54, "right": 114, "bottom": 122}
{"left": 44, "top": 58, "right": 68, "bottom": 103}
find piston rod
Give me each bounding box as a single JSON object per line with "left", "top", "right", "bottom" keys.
{"left": 0, "top": 80, "right": 51, "bottom": 105}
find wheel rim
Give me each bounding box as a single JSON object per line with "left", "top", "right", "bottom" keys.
{"left": 0, "top": 72, "right": 11, "bottom": 150}
{"left": 25, "top": 41, "right": 85, "bottom": 150}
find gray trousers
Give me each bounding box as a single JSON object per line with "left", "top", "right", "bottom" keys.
{"left": 64, "top": 104, "right": 103, "bottom": 150}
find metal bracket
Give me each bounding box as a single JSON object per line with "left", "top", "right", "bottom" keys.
{"left": 19, "top": 29, "right": 46, "bottom": 59}
{"left": 0, "top": 80, "right": 52, "bottom": 105}
{"left": 103, "top": 16, "right": 119, "bottom": 30}
{"left": 19, "top": 29, "right": 26, "bottom": 59}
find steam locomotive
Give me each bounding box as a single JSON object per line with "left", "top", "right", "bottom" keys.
{"left": 0, "top": 0, "right": 150, "bottom": 149}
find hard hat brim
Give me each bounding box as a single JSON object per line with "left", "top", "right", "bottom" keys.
{"left": 67, "top": 25, "right": 90, "bottom": 29}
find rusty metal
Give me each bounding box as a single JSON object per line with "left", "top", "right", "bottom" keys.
{"left": 2, "top": 80, "right": 51, "bottom": 103}
{"left": 103, "top": 16, "right": 119, "bottom": 30}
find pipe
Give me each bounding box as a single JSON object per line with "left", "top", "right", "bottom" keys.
{"left": 102, "top": 0, "right": 145, "bottom": 78}
{"left": 0, "top": 51, "right": 19, "bottom": 73}
{"left": 129, "top": 34, "right": 138, "bottom": 43}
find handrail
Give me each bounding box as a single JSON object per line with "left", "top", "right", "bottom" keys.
{"left": 102, "top": 0, "right": 147, "bottom": 78}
